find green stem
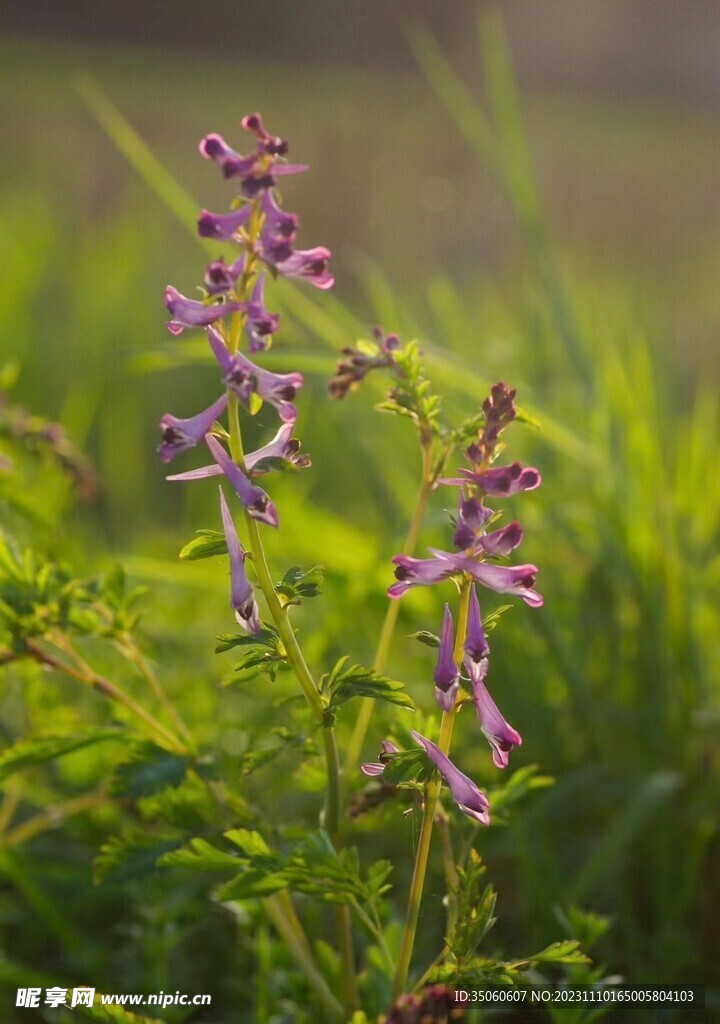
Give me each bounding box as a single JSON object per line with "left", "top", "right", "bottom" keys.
{"left": 263, "top": 894, "right": 343, "bottom": 1021}
{"left": 391, "top": 577, "right": 472, "bottom": 998}
{"left": 227, "top": 384, "right": 356, "bottom": 1016}
{"left": 343, "top": 445, "right": 434, "bottom": 777}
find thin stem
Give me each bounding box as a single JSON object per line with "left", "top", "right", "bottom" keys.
{"left": 263, "top": 894, "right": 343, "bottom": 1021}
{"left": 3, "top": 791, "right": 108, "bottom": 847}
{"left": 344, "top": 443, "right": 434, "bottom": 777}
{"left": 391, "top": 577, "right": 472, "bottom": 998}
{"left": 117, "top": 632, "right": 193, "bottom": 745}
{"left": 26, "top": 638, "right": 189, "bottom": 755}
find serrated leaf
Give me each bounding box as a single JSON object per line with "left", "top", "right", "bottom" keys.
{"left": 322, "top": 659, "right": 415, "bottom": 713}
{"left": 215, "top": 626, "right": 279, "bottom": 653}
{"left": 528, "top": 940, "right": 591, "bottom": 966}
{"left": 179, "top": 529, "right": 227, "bottom": 561}
{"left": 224, "top": 828, "right": 272, "bottom": 858}
{"left": 381, "top": 749, "right": 428, "bottom": 786}
{"left": 159, "top": 837, "right": 240, "bottom": 872}
{"left": 0, "top": 730, "right": 124, "bottom": 782}
{"left": 276, "top": 564, "right": 325, "bottom": 602}
{"left": 216, "top": 867, "right": 290, "bottom": 901}
{"left": 94, "top": 832, "right": 183, "bottom": 884}
{"left": 110, "top": 741, "right": 188, "bottom": 799}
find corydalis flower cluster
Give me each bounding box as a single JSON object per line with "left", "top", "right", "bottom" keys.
{"left": 365, "top": 381, "right": 541, "bottom": 824}
{"left": 157, "top": 115, "right": 331, "bottom": 631}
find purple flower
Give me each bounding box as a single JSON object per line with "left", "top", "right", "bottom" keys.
{"left": 269, "top": 246, "right": 334, "bottom": 290}
{"left": 166, "top": 424, "right": 309, "bottom": 483}
{"left": 429, "top": 549, "right": 543, "bottom": 608}
{"left": 206, "top": 434, "right": 278, "bottom": 527}
{"left": 243, "top": 274, "right": 280, "bottom": 353}
{"left": 199, "top": 133, "right": 257, "bottom": 179}
{"left": 218, "top": 485, "right": 260, "bottom": 633}
{"left": 443, "top": 462, "right": 541, "bottom": 497}
{"left": 387, "top": 553, "right": 456, "bottom": 599}
{"left": 157, "top": 393, "right": 228, "bottom": 464}
{"left": 207, "top": 327, "right": 302, "bottom": 423}
{"left": 434, "top": 604, "right": 460, "bottom": 712}
{"left": 361, "top": 739, "right": 399, "bottom": 777}
{"left": 453, "top": 496, "right": 493, "bottom": 550}
{"left": 165, "top": 286, "right": 242, "bottom": 335}
{"left": 464, "top": 585, "right": 490, "bottom": 664}
{"left": 204, "top": 256, "right": 246, "bottom": 296}
{"left": 477, "top": 521, "right": 524, "bottom": 557}
{"left": 197, "top": 205, "right": 252, "bottom": 241}
{"left": 260, "top": 190, "right": 299, "bottom": 252}
{"left": 244, "top": 422, "right": 311, "bottom": 474}
{"left": 411, "top": 730, "right": 490, "bottom": 825}
{"left": 199, "top": 127, "right": 307, "bottom": 196}
{"left": 466, "top": 658, "right": 522, "bottom": 769}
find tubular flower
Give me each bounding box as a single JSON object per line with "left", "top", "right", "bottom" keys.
{"left": 410, "top": 730, "right": 490, "bottom": 825}
{"left": 165, "top": 286, "right": 243, "bottom": 335}
{"left": 207, "top": 327, "right": 302, "bottom": 423}
{"left": 476, "top": 520, "right": 524, "bottom": 557}
{"left": 267, "top": 246, "right": 334, "bottom": 290}
{"left": 387, "top": 553, "right": 456, "bottom": 599}
{"left": 452, "top": 495, "right": 493, "bottom": 550}
{"left": 203, "top": 256, "right": 246, "bottom": 296}
{"left": 434, "top": 604, "right": 460, "bottom": 712}
{"left": 242, "top": 274, "right": 280, "bottom": 353}
{"left": 466, "top": 657, "right": 522, "bottom": 769}
{"left": 442, "top": 462, "right": 541, "bottom": 497}
{"left": 199, "top": 126, "right": 307, "bottom": 195}
{"left": 205, "top": 434, "right": 278, "bottom": 528}
{"left": 431, "top": 549, "right": 543, "bottom": 608}
{"left": 464, "top": 586, "right": 489, "bottom": 665}
{"left": 166, "top": 423, "right": 310, "bottom": 483}
{"left": 197, "top": 205, "right": 252, "bottom": 241}
{"left": 218, "top": 486, "right": 260, "bottom": 633}
{"left": 157, "top": 394, "right": 228, "bottom": 464}
{"left": 361, "top": 739, "right": 400, "bottom": 777}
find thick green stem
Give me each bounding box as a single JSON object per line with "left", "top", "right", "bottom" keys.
{"left": 344, "top": 445, "right": 434, "bottom": 777}
{"left": 391, "top": 578, "right": 472, "bottom": 998}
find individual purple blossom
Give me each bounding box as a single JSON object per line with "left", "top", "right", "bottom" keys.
{"left": 157, "top": 393, "right": 228, "bottom": 464}
{"left": 466, "top": 657, "right": 522, "bottom": 769}
{"left": 442, "top": 461, "right": 541, "bottom": 497}
{"left": 453, "top": 495, "right": 493, "bottom": 550}
{"left": 166, "top": 423, "right": 310, "bottom": 483}
{"left": 361, "top": 739, "right": 400, "bottom": 777}
{"left": 476, "top": 521, "right": 524, "bottom": 557}
{"left": 464, "top": 586, "right": 490, "bottom": 665}
{"left": 387, "top": 553, "right": 456, "bottom": 599}
{"left": 197, "top": 205, "right": 252, "bottom": 241}
{"left": 207, "top": 327, "right": 303, "bottom": 422}
{"left": 260, "top": 190, "right": 299, "bottom": 253}
{"left": 410, "top": 730, "right": 490, "bottom": 825}
{"left": 434, "top": 604, "right": 460, "bottom": 712}
{"left": 204, "top": 255, "right": 246, "bottom": 296}
{"left": 218, "top": 485, "right": 261, "bottom": 633}
{"left": 269, "top": 246, "right": 334, "bottom": 290}
{"left": 199, "top": 126, "right": 307, "bottom": 196}
{"left": 242, "top": 274, "right": 280, "bottom": 353}
{"left": 206, "top": 434, "right": 278, "bottom": 527}
{"left": 430, "top": 549, "right": 543, "bottom": 608}
{"left": 165, "top": 286, "right": 243, "bottom": 335}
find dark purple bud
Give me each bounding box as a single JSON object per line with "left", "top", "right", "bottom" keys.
{"left": 434, "top": 604, "right": 460, "bottom": 712}
{"left": 203, "top": 255, "right": 245, "bottom": 296}
{"left": 464, "top": 585, "right": 489, "bottom": 663}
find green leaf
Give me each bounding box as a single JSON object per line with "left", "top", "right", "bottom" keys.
{"left": 179, "top": 529, "right": 227, "bottom": 561}
{"left": 110, "top": 741, "right": 189, "bottom": 798}
{"left": 381, "top": 748, "right": 428, "bottom": 786}
{"left": 447, "top": 849, "right": 497, "bottom": 960}
{"left": 94, "top": 831, "right": 183, "bottom": 884}
{"left": 528, "top": 940, "right": 591, "bottom": 966}
{"left": 0, "top": 729, "right": 124, "bottom": 782}
{"left": 215, "top": 626, "right": 279, "bottom": 653}
{"left": 321, "top": 657, "right": 415, "bottom": 713}
{"left": 159, "top": 837, "right": 240, "bottom": 873}
{"left": 407, "top": 630, "right": 440, "bottom": 648}
{"left": 276, "top": 564, "right": 325, "bottom": 602}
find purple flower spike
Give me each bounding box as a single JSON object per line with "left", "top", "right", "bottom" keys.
{"left": 466, "top": 659, "right": 522, "bottom": 769}
{"left": 434, "top": 605, "right": 460, "bottom": 712}
{"left": 157, "top": 393, "right": 228, "bottom": 464}
{"left": 197, "top": 205, "right": 252, "bottom": 241}
{"left": 361, "top": 739, "right": 400, "bottom": 777}
{"left": 270, "top": 246, "right": 334, "bottom": 290}
{"left": 387, "top": 553, "right": 456, "bottom": 599}
{"left": 244, "top": 422, "right": 311, "bottom": 475}
{"left": 464, "top": 585, "right": 490, "bottom": 664}
{"left": 410, "top": 730, "right": 490, "bottom": 825}
{"left": 205, "top": 434, "right": 278, "bottom": 528}
{"left": 204, "top": 256, "right": 246, "bottom": 296}
{"left": 165, "top": 286, "right": 243, "bottom": 335}
{"left": 218, "top": 486, "right": 261, "bottom": 633}
{"left": 244, "top": 274, "right": 280, "bottom": 353}
{"left": 207, "top": 327, "right": 303, "bottom": 422}
{"left": 478, "top": 521, "right": 524, "bottom": 557}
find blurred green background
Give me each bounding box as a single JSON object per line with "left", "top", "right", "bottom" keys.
{"left": 1, "top": 0, "right": 719, "bottom": 1019}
